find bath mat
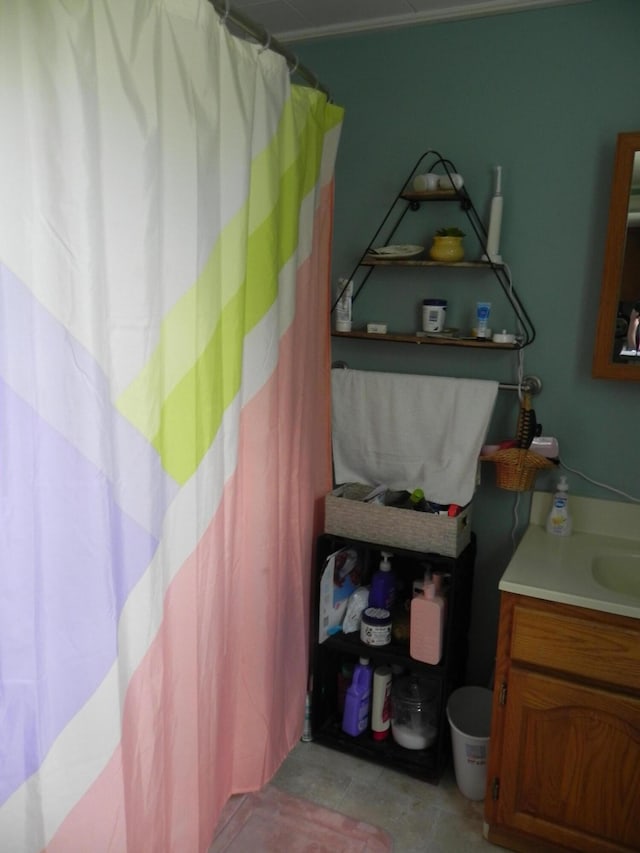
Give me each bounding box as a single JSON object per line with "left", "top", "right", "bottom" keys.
{"left": 210, "top": 784, "right": 393, "bottom": 852}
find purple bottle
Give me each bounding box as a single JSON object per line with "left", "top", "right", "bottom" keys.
{"left": 369, "top": 551, "right": 395, "bottom": 610}
{"left": 341, "top": 657, "right": 373, "bottom": 736}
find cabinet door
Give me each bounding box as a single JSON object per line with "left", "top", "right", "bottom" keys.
{"left": 497, "top": 666, "right": 640, "bottom": 852}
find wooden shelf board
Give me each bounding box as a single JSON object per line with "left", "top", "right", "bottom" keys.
{"left": 332, "top": 330, "right": 518, "bottom": 349}
{"left": 400, "top": 189, "right": 460, "bottom": 201}
{"left": 362, "top": 255, "right": 503, "bottom": 269}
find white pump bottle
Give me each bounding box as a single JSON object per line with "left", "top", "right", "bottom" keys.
{"left": 546, "top": 475, "right": 572, "bottom": 537}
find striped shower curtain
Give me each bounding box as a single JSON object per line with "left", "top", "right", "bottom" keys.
{"left": 0, "top": 1, "right": 343, "bottom": 850}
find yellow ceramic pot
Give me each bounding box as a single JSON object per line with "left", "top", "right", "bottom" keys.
{"left": 429, "top": 235, "right": 464, "bottom": 263}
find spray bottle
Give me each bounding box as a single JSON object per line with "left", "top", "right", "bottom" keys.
{"left": 546, "top": 475, "right": 572, "bottom": 537}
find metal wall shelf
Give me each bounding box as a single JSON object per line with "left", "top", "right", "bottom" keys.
{"left": 332, "top": 150, "right": 536, "bottom": 349}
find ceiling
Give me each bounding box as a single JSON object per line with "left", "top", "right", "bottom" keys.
{"left": 230, "top": 0, "right": 589, "bottom": 43}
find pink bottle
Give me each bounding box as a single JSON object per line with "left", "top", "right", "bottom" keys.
{"left": 410, "top": 574, "right": 445, "bottom": 665}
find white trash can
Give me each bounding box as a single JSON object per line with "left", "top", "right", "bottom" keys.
{"left": 446, "top": 685, "right": 493, "bottom": 801}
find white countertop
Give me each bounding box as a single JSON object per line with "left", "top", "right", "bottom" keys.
{"left": 499, "top": 492, "right": 640, "bottom": 619}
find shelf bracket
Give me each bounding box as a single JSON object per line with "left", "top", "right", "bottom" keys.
{"left": 500, "top": 375, "right": 542, "bottom": 396}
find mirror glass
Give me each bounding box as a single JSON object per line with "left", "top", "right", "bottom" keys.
{"left": 593, "top": 131, "right": 640, "bottom": 380}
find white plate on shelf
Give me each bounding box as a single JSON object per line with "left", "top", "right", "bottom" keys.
{"left": 369, "top": 244, "right": 424, "bottom": 259}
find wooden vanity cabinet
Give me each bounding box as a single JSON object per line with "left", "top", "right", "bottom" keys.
{"left": 484, "top": 592, "right": 640, "bottom": 853}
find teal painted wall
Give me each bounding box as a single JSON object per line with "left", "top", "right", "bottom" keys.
{"left": 294, "top": 0, "right": 640, "bottom": 682}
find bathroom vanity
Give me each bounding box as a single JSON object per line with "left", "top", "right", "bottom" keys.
{"left": 484, "top": 494, "right": 640, "bottom": 853}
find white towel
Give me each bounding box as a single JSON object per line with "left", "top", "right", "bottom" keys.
{"left": 331, "top": 369, "right": 499, "bottom": 505}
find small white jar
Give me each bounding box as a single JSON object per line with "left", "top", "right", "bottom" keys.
{"left": 422, "top": 299, "right": 448, "bottom": 333}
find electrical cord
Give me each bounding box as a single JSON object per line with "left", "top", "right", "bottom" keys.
{"left": 506, "top": 455, "right": 639, "bottom": 562}
{"left": 559, "top": 458, "right": 640, "bottom": 504}
{"left": 511, "top": 489, "right": 522, "bottom": 555}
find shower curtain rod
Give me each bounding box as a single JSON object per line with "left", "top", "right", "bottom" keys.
{"left": 208, "top": 0, "right": 330, "bottom": 99}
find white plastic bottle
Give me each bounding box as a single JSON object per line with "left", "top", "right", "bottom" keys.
{"left": 371, "top": 665, "right": 392, "bottom": 741}
{"left": 483, "top": 165, "right": 503, "bottom": 264}
{"left": 335, "top": 277, "right": 353, "bottom": 332}
{"left": 546, "top": 475, "right": 572, "bottom": 537}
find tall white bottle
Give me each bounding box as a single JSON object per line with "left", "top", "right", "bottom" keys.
{"left": 484, "top": 165, "right": 503, "bottom": 264}
{"left": 371, "top": 665, "right": 392, "bottom": 741}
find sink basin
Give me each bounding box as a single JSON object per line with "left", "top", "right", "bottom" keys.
{"left": 592, "top": 554, "right": 640, "bottom": 600}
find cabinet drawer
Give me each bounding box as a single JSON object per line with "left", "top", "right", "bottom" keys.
{"left": 510, "top": 602, "right": 640, "bottom": 690}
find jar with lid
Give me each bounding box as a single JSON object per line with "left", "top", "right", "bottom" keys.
{"left": 360, "top": 606, "right": 392, "bottom": 646}
{"left": 422, "top": 299, "right": 448, "bottom": 332}
{"left": 390, "top": 674, "right": 438, "bottom": 750}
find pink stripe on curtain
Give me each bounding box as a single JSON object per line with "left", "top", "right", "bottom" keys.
{"left": 43, "top": 181, "right": 335, "bottom": 853}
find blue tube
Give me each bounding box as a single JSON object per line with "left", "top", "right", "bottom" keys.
{"left": 476, "top": 301, "right": 491, "bottom": 338}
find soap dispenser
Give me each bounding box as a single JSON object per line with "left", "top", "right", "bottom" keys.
{"left": 546, "top": 475, "right": 572, "bottom": 537}
{"left": 369, "top": 551, "right": 396, "bottom": 610}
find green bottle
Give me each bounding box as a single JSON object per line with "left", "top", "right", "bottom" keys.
{"left": 409, "top": 489, "right": 428, "bottom": 511}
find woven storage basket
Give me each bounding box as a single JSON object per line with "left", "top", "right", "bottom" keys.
{"left": 324, "top": 483, "right": 471, "bottom": 557}
{"left": 485, "top": 448, "right": 554, "bottom": 492}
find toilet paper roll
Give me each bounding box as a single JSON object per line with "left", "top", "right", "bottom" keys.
{"left": 412, "top": 173, "right": 440, "bottom": 192}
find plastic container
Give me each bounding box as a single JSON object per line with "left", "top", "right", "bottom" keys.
{"left": 337, "top": 660, "right": 354, "bottom": 714}
{"left": 475, "top": 301, "right": 492, "bottom": 338}
{"left": 409, "top": 488, "right": 428, "bottom": 511}
{"left": 391, "top": 675, "right": 438, "bottom": 750}
{"left": 409, "top": 573, "right": 445, "bottom": 664}
{"left": 422, "top": 299, "right": 448, "bottom": 333}
{"left": 483, "top": 165, "right": 503, "bottom": 264}
{"left": 413, "top": 173, "right": 440, "bottom": 192}
{"left": 546, "top": 475, "right": 572, "bottom": 536}
{"left": 369, "top": 551, "right": 395, "bottom": 610}
{"left": 341, "top": 657, "right": 373, "bottom": 736}
{"left": 360, "top": 607, "right": 392, "bottom": 646}
{"left": 446, "top": 686, "right": 493, "bottom": 800}
{"left": 301, "top": 690, "right": 313, "bottom": 742}
{"left": 335, "top": 277, "right": 353, "bottom": 332}
{"left": 342, "top": 586, "right": 370, "bottom": 634}
{"left": 371, "top": 665, "right": 392, "bottom": 741}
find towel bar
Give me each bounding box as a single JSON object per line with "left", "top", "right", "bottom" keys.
{"left": 331, "top": 363, "right": 542, "bottom": 396}
{"left": 500, "top": 375, "right": 541, "bottom": 395}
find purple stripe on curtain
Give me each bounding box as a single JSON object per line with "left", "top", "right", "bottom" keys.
{"left": 0, "top": 270, "right": 178, "bottom": 806}
{"left": 0, "top": 263, "right": 179, "bottom": 539}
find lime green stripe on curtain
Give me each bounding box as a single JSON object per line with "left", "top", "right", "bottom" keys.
{"left": 117, "top": 88, "right": 338, "bottom": 484}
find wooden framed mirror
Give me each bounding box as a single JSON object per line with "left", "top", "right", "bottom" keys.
{"left": 592, "top": 131, "right": 640, "bottom": 381}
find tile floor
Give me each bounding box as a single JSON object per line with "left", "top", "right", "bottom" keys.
{"left": 270, "top": 740, "right": 503, "bottom": 852}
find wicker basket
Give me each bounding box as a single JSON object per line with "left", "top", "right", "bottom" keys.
{"left": 483, "top": 448, "right": 554, "bottom": 492}
{"left": 324, "top": 483, "right": 471, "bottom": 557}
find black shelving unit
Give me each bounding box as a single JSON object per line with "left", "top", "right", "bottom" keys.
{"left": 309, "top": 532, "right": 476, "bottom": 784}
{"left": 331, "top": 149, "right": 535, "bottom": 350}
